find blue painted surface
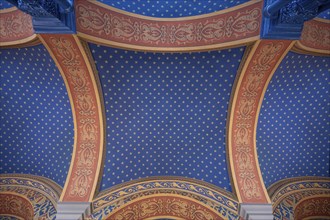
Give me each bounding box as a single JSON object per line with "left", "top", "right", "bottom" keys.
{"left": 318, "top": 9, "right": 330, "bottom": 19}
{"left": 90, "top": 44, "right": 246, "bottom": 191}
{"left": 0, "top": 0, "right": 13, "bottom": 9}
{"left": 257, "top": 52, "right": 330, "bottom": 187}
{"left": 0, "top": 45, "right": 74, "bottom": 186}
{"left": 97, "top": 0, "right": 248, "bottom": 17}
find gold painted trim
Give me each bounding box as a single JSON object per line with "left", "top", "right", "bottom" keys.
{"left": 0, "top": 7, "right": 17, "bottom": 13}
{"left": 313, "top": 17, "right": 330, "bottom": 23}
{"left": 272, "top": 188, "right": 330, "bottom": 208}
{"left": 103, "top": 193, "right": 222, "bottom": 219}
{"left": 304, "top": 216, "right": 330, "bottom": 220}
{"left": 294, "top": 41, "right": 330, "bottom": 56}
{"left": 144, "top": 217, "right": 185, "bottom": 220}
{"left": 79, "top": 32, "right": 260, "bottom": 53}
{"left": 88, "top": 0, "right": 262, "bottom": 21}
{"left": 227, "top": 40, "right": 261, "bottom": 202}
{"left": 253, "top": 40, "right": 296, "bottom": 204}
{"left": 38, "top": 34, "right": 79, "bottom": 202}
{"left": 295, "top": 194, "right": 330, "bottom": 207}
{"left": 0, "top": 34, "right": 38, "bottom": 47}
{"left": 73, "top": 35, "right": 105, "bottom": 201}
{"left": 94, "top": 187, "right": 237, "bottom": 214}
{"left": 96, "top": 176, "right": 236, "bottom": 200}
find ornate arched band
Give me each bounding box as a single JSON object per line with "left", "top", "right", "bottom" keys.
{"left": 268, "top": 177, "right": 330, "bottom": 220}
{"left": 228, "top": 40, "right": 295, "bottom": 203}
{"left": 0, "top": 174, "right": 62, "bottom": 219}
{"left": 76, "top": 0, "right": 262, "bottom": 52}
{"left": 91, "top": 177, "right": 239, "bottom": 219}
{"left": 105, "top": 194, "right": 224, "bottom": 220}
{"left": 294, "top": 195, "right": 330, "bottom": 220}
{"left": 39, "top": 34, "right": 104, "bottom": 202}
{"left": 0, "top": 193, "right": 34, "bottom": 220}
{"left": 294, "top": 18, "right": 330, "bottom": 55}
{"left": 0, "top": 8, "right": 37, "bottom": 47}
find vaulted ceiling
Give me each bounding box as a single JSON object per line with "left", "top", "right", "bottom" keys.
{"left": 0, "top": 0, "right": 329, "bottom": 219}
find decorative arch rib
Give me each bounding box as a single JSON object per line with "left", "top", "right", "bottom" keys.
{"left": 39, "top": 34, "right": 105, "bottom": 202}
{"left": 227, "top": 40, "right": 295, "bottom": 203}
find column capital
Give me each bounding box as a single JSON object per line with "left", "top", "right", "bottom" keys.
{"left": 239, "top": 203, "right": 273, "bottom": 220}
{"left": 56, "top": 202, "right": 91, "bottom": 220}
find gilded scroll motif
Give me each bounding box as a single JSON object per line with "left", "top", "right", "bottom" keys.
{"left": 0, "top": 10, "right": 33, "bottom": 41}
{"left": 76, "top": 0, "right": 261, "bottom": 48}
{"left": 0, "top": 194, "right": 34, "bottom": 220}
{"left": 41, "top": 35, "right": 102, "bottom": 201}
{"left": 234, "top": 42, "right": 284, "bottom": 200}
{"left": 111, "top": 196, "right": 220, "bottom": 220}
{"left": 300, "top": 19, "right": 330, "bottom": 50}
{"left": 294, "top": 197, "right": 330, "bottom": 220}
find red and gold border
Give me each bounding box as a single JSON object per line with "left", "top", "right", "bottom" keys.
{"left": 294, "top": 195, "right": 330, "bottom": 220}
{"left": 76, "top": 0, "right": 262, "bottom": 52}
{"left": 0, "top": 8, "right": 37, "bottom": 47}
{"left": 105, "top": 194, "right": 224, "bottom": 220}
{"left": 294, "top": 18, "right": 330, "bottom": 55}
{"left": 227, "top": 40, "right": 295, "bottom": 203}
{"left": 0, "top": 192, "right": 34, "bottom": 220}
{"left": 39, "top": 34, "right": 104, "bottom": 202}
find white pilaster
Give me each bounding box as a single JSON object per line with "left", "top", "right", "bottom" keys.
{"left": 56, "top": 202, "right": 91, "bottom": 220}
{"left": 239, "top": 203, "right": 273, "bottom": 220}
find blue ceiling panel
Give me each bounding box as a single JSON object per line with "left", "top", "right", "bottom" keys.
{"left": 0, "top": 45, "right": 74, "bottom": 186}
{"left": 318, "top": 9, "right": 330, "bottom": 19}
{"left": 97, "top": 0, "right": 249, "bottom": 17}
{"left": 90, "top": 44, "right": 246, "bottom": 191}
{"left": 257, "top": 52, "right": 330, "bottom": 187}
{"left": 0, "top": 0, "right": 13, "bottom": 9}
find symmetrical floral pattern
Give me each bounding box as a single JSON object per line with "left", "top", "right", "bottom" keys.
{"left": 92, "top": 178, "right": 239, "bottom": 219}
{"left": 299, "top": 19, "right": 330, "bottom": 52}
{"left": 294, "top": 196, "right": 330, "bottom": 220}
{"left": 0, "top": 175, "right": 61, "bottom": 220}
{"left": 0, "top": 9, "right": 34, "bottom": 44}
{"left": 107, "top": 196, "right": 222, "bottom": 220}
{"left": 40, "top": 35, "right": 103, "bottom": 202}
{"left": 268, "top": 177, "right": 330, "bottom": 220}
{"left": 229, "top": 40, "right": 293, "bottom": 203}
{"left": 0, "top": 193, "right": 34, "bottom": 220}
{"left": 76, "top": 0, "right": 261, "bottom": 49}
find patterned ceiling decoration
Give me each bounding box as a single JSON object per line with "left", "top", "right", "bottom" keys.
{"left": 39, "top": 35, "right": 105, "bottom": 202}
{"left": 96, "top": 0, "right": 249, "bottom": 17}
{"left": 0, "top": 7, "right": 36, "bottom": 47}
{"left": 0, "top": 193, "right": 34, "bottom": 219}
{"left": 228, "top": 40, "right": 294, "bottom": 204}
{"left": 0, "top": 1, "right": 13, "bottom": 9}
{"left": 268, "top": 177, "right": 330, "bottom": 220}
{"left": 89, "top": 43, "right": 246, "bottom": 192}
{"left": 91, "top": 177, "right": 239, "bottom": 220}
{"left": 257, "top": 52, "right": 330, "bottom": 187}
{"left": 294, "top": 18, "right": 330, "bottom": 55}
{"left": 0, "top": 44, "right": 74, "bottom": 187}
{"left": 76, "top": 0, "right": 262, "bottom": 52}
{"left": 0, "top": 174, "right": 62, "bottom": 220}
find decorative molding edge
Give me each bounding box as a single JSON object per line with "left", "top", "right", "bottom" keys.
{"left": 0, "top": 175, "right": 62, "bottom": 219}
{"left": 103, "top": 194, "right": 224, "bottom": 220}
{"left": 294, "top": 18, "right": 330, "bottom": 55}
{"left": 91, "top": 177, "right": 239, "bottom": 220}
{"left": 76, "top": 0, "right": 262, "bottom": 52}
{"left": 294, "top": 195, "right": 330, "bottom": 220}
{"left": 0, "top": 193, "right": 34, "bottom": 220}
{"left": 239, "top": 203, "right": 273, "bottom": 220}
{"left": 56, "top": 202, "right": 91, "bottom": 220}
{"left": 268, "top": 177, "right": 330, "bottom": 220}
{"left": 39, "top": 34, "right": 105, "bottom": 202}
{"left": 227, "top": 40, "right": 295, "bottom": 203}
{"left": 0, "top": 8, "right": 37, "bottom": 47}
